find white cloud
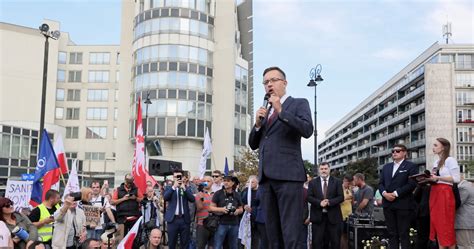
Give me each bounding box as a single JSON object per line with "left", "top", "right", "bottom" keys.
{"left": 424, "top": 0, "right": 474, "bottom": 43}
{"left": 372, "top": 48, "right": 412, "bottom": 60}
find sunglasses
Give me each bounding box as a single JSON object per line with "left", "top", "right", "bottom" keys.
{"left": 212, "top": 175, "right": 220, "bottom": 178}
{"left": 1, "top": 203, "right": 13, "bottom": 208}
{"left": 392, "top": 149, "right": 405, "bottom": 154}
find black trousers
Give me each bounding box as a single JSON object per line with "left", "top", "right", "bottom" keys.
{"left": 261, "top": 179, "right": 305, "bottom": 249}
{"left": 196, "top": 224, "right": 213, "bottom": 249}
{"left": 257, "top": 223, "right": 269, "bottom": 249}
{"left": 416, "top": 215, "right": 430, "bottom": 249}
{"left": 312, "top": 213, "right": 341, "bottom": 249}
{"left": 384, "top": 208, "right": 413, "bottom": 249}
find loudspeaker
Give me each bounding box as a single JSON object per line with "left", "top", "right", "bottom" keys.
{"left": 348, "top": 223, "right": 389, "bottom": 249}
{"left": 148, "top": 159, "right": 182, "bottom": 176}
{"left": 146, "top": 139, "right": 163, "bottom": 156}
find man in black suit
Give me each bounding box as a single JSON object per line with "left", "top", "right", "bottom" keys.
{"left": 307, "top": 162, "right": 344, "bottom": 249}
{"left": 378, "top": 144, "right": 417, "bottom": 249}
{"left": 249, "top": 66, "right": 313, "bottom": 249}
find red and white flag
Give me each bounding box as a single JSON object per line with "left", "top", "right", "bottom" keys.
{"left": 54, "top": 135, "right": 69, "bottom": 175}
{"left": 132, "top": 97, "right": 157, "bottom": 194}
{"left": 117, "top": 216, "right": 143, "bottom": 249}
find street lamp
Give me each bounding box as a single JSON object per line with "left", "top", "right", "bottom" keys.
{"left": 38, "top": 23, "right": 60, "bottom": 146}
{"left": 308, "top": 64, "right": 324, "bottom": 171}
{"left": 143, "top": 91, "right": 152, "bottom": 166}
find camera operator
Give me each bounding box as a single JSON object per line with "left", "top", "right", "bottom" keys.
{"left": 110, "top": 173, "right": 143, "bottom": 234}
{"left": 195, "top": 176, "right": 214, "bottom": 249}
{"left": 163, "top": 169, "right": 195, "bottom": 249}
{"left": 210, "top": 176, "right": 243, "bottom": 249}
{"left": 52, "top": 194, "right": 87, "bottom": 249}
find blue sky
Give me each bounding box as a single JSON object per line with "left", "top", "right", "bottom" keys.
{"left": 1, "top": 0, "right": 473, "bottom": 163}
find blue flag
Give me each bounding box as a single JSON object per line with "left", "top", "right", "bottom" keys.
{"left": 30, "top": 130, "right": 59, "bottom": 206}
{"left": 224, "top": 157, "right": 229, "bottom": 176}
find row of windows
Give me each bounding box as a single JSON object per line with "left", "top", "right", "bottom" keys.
{"left": 234, "top": 128, "right": 247, "bottom": 147}
{"left": 135, "top": 44, "right": 212, "bottom": 66}
{"left": 134, "top": 61, "right": 212, "bottom": 78}
{"left": 134, "top": 17, "right": 213, "bottom": 40}
{"left": 55, "top": 107, "right": 118, "bottom": 121}
{"left": 457, "top": 127, "right": 474, "bottom": 142}
{"left": 133, "top": 117, "right": 211, "bottom": 138}
{"left": 134, "top": 100, "right": 212, "bottom": 120}
{"left": 134, "top": 71, "right": 212, "bottom": 92}
{"left": 136, "top": 4, "right": 213, "bottom": 28}
{"left": 56, "top": 89, "right": 118, "bottom": 102}
{"left": 58, "top": 52, "right": 119, "bottom": 65}
{"left": 234, "top": 112, "right": 249, "bottom": 131}
{"left": 140, "top": 0, "right": 210, "bottom": 15}
{"left": 456, "top": 73, "right": 474, "bottom": 87}
{"left": 456, "top": 91, "right": 474, "bottom": 105}
{"left": 65, "top": 126, "right": 117, "bottom": 140}
{"left": 58, "top": 70, "right": 120, "bottom": 83}
{"left": 135, "top": 89, "right": 211, "bottom": 103}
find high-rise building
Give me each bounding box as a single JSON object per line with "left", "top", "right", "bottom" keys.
{"left": 318, "top": 43, "right": 474, "bottom": 176}
{"left": 115, "top": 0, "right": 253, "bottom": 181}
{"left": 0, "top": 0, "right": 253, "bottom": 192}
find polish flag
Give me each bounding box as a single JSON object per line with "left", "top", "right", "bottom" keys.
{"left": 132, "top": 97, "right": 157, "bottom": 194}
{"left": 53, "top": 136, "right": 69, "bottom": 175}
{"left": 117, "top": 216, "right": 143, "bottom": 249}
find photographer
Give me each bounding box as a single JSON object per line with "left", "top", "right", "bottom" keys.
{"left": 210, "top": 176, "right": 243, "bottom": 249}
{"left": 52, "top": 195, "right": 87, "bottom": 249}
{"left": 195, "top": 176, "right": 214, "bottom": 249}
{"left": 110, "top": 173, "right": 143, "bottom": 234}
{"left": 163, "top": 169, "right": 195, "bottom": 249}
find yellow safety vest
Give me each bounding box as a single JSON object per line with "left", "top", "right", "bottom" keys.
{"left": 37, "top": 203, "right": 59, "bottom": 242}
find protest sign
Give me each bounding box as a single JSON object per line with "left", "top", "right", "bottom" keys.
{"left": 83, "top": 205, "right": 101, "bottom": 227}
{"left": 5, "top": 180, "right": 33, "bottom": 211}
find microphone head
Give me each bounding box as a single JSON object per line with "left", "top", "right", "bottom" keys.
{"left": 424, "top": 170, "right": 431, "bottom": 176}
{"left": 264, "top": 93, "right": 271, "bottom": 100}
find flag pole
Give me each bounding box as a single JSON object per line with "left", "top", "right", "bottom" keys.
{"left": 58, "top": 167, "right": 67, "bottom": 187}
{"left": 210, "top": 153, "right": 217, "bottom": 172}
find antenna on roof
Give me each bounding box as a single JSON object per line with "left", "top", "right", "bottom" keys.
{"left": 442, "top": 20, "right": 452, "bottom": 44}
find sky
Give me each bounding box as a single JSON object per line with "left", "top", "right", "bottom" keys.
{"left": 1, "top": 0, "right": 473, "bottom": 163}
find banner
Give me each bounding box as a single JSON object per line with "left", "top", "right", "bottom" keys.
{"left": 5, "top": 180, "right": 32, "bottom": 211}
{"left": 82, "top": 205, "right": 101, "bottom": 227}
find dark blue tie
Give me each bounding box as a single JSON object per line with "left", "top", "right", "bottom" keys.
{"left": 178, "top": 189, "right": 183, "bottom": 215}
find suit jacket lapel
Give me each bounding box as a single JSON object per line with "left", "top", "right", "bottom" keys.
{"left": 386, "top": 163, "right": 394, "bottom": 186}
{"left": 267, "top": 96, "right": 293, "bottom": 132}
{"left": 316, "top": 177, "right": 323, "bottom": 198}
{"left": 392, "top": 161, "right": 406, "bottom": 179}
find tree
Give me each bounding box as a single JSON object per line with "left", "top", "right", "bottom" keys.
{"left": 345, "top": 157, "right": 379, "bottom": 187}
{"left": 303, "top": 160, "right": 314, "bottom": 176}
{"left": 234, "top": 147, "right": 259, "bottom": 185}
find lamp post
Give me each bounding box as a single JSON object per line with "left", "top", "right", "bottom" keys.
{"left": 38, "top": 23, "right": 60, "bottom": 146}
{"left": 308, "top": 64, "right": 324, "bottom": 170}
{"left": 143, "top": 91, "right": 152, "bottom": 167}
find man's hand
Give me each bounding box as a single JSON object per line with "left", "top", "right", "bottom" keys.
{"left": 26, "top": 240, "right": 34, "bottom": 249}
{"left": 304, "top": 218, "right": 310, "bottom": 225}
{"left": 255, "top": 107, "right": 268, "bottom": 128}
{"left": 320, "top": 199, "right": 329, "bottom": 207}
{"left": 269, "top": 94, "right": 282, "bottom": 113}
{"left": 345, "top": 195, "right": 353, "bottom": 201}
{"left": 383, "top": 192, "right": 396, "bottom": 202}
{"left": 244, "top": 205, "right": 252, "bottom": 213}
{"left": 43, "top": 216, "right": 54, "bottom": 224}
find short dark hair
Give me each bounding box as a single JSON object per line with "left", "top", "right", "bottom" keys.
{"left": 319, "top": 162, "right": 330, "bottom": 168}
{"left": 45, "top": 190, "right": 60, "bottom": 200}
{"left": 212, "top": 170, "right": 222, "bottom": 176}
{"left": 393, "top": 144, "right": 407, "bottom": 151}
{"left": 343, "top": 174, "right": 353, "bottom": 182}
{"left": 354, "top": 173, "right": 365, "bottom": 181}
{"left": 173, "top": 169, "right": 184, "bottom": 175}
{"left": 81, "top": 238, "right": 101, "bottom": 249}
{"left": 263, "top": 66, "right": 286, "bottom": 79}
{"left": 90, "top": 181, "right": 100, "bottom": 187}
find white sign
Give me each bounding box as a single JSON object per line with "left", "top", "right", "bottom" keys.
{"left": 5, "top": 180, "right": 33, "bottom": 211}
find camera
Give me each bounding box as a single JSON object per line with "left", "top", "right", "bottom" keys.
{"left": 69, "top": 192, "right": 81, "bottom": 201}
{"left": 198, "top": 181, "right": 208, "bottom": 192}
{"left": 226, "top": 202, "right": 236, "bottom": 214}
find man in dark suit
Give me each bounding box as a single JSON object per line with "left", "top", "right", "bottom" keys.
{"left": 249, "top": 66, "right": 313, "bottom": 249}
{"left": 378, "top": 144, "right": 417, "bottom": 249}
{"left": 307, "top": 162, "right": 344, "bottom": 249}
{"left": 163, "top": 169, "right": 195, "bottom": 249}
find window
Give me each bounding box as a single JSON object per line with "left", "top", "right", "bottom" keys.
{"left": 85, "top": 152, "right": 106, "bottom": 160}
{"left": 58, "top": 52, "right": 67, "bottom": 64}
{"left": 115, "top": 90, "right": 119, "bottom": 101}
{"left": 87, "top": 108, "right": 108, "bottom": 120}
{"left": 86, "top": 127, "right": 107, "bottom": 139}
{"left": 66, "top": 127, "right": 79, "bottom": 139}
{"left": 116, "top": 52, "right": 120, "bottom": 65}
{"left": 89, "top": 52, "right": 110, "bottom": 65}
{"left": 113, "top": 127, "right": 117, "bottom": 139}
{"left": 69, "top": 52, "right": 83, "bottom": 64}
{"left": 55, "top": 107, "right": 64, "bottom": 119}
{"left": 88, "top": 70, "right": 110, "bottom": 83}
{"left": 66, "top": 108, "right": 80, "bottom": 120}
{"left": 67, "top": 89, "right": 81, "bottom": 101}
{"left": 57, "top": 70, "right": 66, "bottom": 82}
{"left": 87, "top": 89, "right": 108, "bottom": 101}
{"left": 68, "top": 71, "right": 82, "bottom": 82}
{"left": 116, "top": 71, "right": 120, "bottom": 83}
{"left": 114, "top": 108, "right": 118, "bottom": 120}
{"left": 56, "top": 89, "right": 65, "bottom": 101}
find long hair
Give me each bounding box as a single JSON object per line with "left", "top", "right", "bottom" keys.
{"left": 0, "top": 197, "right": 15, "bottom": 222}
{"left": 436, "top": 137, "right": 451, "bottom": 169}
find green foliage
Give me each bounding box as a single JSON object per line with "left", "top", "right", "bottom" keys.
{"left": 303, "top": 160, "right": 314, "bottom": 176}
{"left": 345, "top": 157, "right": 379, "bottom": 187}
{"left": 234, "top": 147, "right": 259, "bottom": 185}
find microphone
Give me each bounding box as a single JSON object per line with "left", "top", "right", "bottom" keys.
{"left": 260, "top": 93, "right": 271, "bottom": 121}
